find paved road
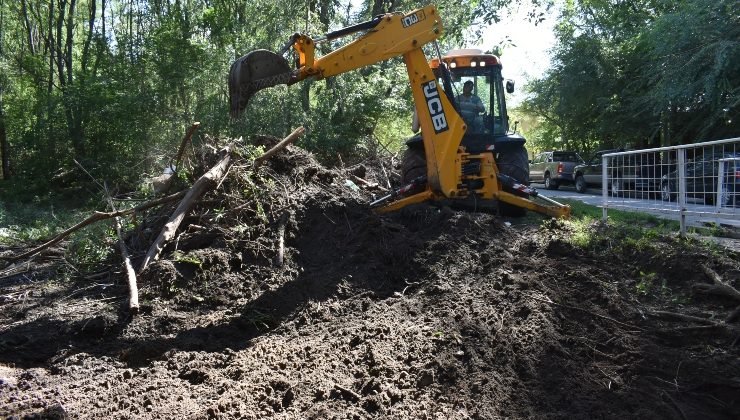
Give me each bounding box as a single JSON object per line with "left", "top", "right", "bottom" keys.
{"left": 530, "top": 182, "right": 740, "bottom": 228}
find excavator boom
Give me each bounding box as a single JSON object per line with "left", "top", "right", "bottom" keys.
{"left": 228, "top": 5, "right": 570, "bottom": 219}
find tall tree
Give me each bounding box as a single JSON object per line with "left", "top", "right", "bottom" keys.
{"left": 0, "top": 0, "right": 9, "bottom": 179}
{"left": 523, "top": 0, "right": 738, "bottom": 152}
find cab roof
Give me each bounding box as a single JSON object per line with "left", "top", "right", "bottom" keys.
{"left": 430, "top": 49, "right": 502, "bottom": 69}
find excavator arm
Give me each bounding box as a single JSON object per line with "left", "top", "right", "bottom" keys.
{"left": 231, "top": 5, "right": 464, "bottom": 196}
{"left": 228, "top": 5, "right": 570, "bottom": 218}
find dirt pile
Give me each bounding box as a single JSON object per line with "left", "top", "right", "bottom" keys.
{"left": 1, "top": 140, "right": 739, "bottom": 419}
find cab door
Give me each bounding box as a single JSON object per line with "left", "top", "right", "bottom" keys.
{"left": 530, "top": 153, "right": 545, "bottom": 182}
{"left": 583, "top": 155, "right": 603, "bottom": 185}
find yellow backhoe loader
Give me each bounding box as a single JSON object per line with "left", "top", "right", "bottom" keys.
{"left": 228, "top": 4, "right": 569, "bottom": 218}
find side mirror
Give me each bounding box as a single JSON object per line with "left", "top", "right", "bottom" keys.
{"left": 506, "top": 80, "right": 515, "bottom": 94}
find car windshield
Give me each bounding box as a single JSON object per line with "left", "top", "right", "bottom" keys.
{"left": 553, "top": 152, "right": 581, "bottom": 162}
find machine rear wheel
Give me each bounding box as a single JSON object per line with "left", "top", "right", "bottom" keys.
{"left": 401, "top": 146, "right": 426, "bottom": 184}
{"left": 401, "top": 145, "right": 427, "bottom": 194}
{"left": 496, "top": 144, "right": 530, "bottom": 217}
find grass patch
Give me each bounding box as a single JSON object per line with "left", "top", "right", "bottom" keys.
{"left": 0, "top": 199, "right": 87, "bottom": 246}
{"left": 0, "top": 185, "right": 116, "bottom": 273}
{"left": 558, "top": 198, "right": 679, "bottom": 229}
{"left": 545, "top": 199, "right": 680, "bottom": 251}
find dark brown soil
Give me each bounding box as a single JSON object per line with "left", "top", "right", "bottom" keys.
{"left": 1, "top": 143, "right": 739, "bottom": 419}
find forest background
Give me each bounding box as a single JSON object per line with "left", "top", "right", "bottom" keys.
{"left": 0, "top": 0, "right": 737, "bottom": 201}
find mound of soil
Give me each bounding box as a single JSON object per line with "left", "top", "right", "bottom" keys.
{"left": 1, "top": 141, "right": 739, "bottom": 419}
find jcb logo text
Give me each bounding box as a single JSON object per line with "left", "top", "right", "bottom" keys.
{"left": 423, "top": 81, "right": 448, "bottom": 134}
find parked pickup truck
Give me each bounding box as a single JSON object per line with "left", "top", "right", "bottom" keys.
{"left": 573, "top": 149, "right": 663, "bottom": 196}
{"left": 573, "top": 149, "right": 621, "bottom": 193}
{"left": 529, "top": 151, "right": 583, "bottom": 190}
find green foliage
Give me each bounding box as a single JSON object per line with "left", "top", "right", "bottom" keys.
{"left": 635, "top": 271, "right": 657, "bottom": 296}
{"left": 522, "top": 0, "right": 739, "bottom": 155}
{"left": 554, "top": 198, "right": 681, "bottom": 252}
{"left": 0, "top": 0, "right": 543, "bottom": 200}
{"left": 172, "top": 251, "right": 203, "bottom": 268}
{"left": 0, "top": 194, "right": 86, "bottom": 246}
{"left": 65, "top": 223, "right": 114, "bottom": 272}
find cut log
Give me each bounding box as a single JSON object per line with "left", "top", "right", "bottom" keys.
{"left": 105, "top": 187, "right": 139, "bottom": 313}
{"left": 351, "top": 174, "right": 389, "bottom": 192}
{"left": 139, "top": 146, "right": 233, "bottom": 273}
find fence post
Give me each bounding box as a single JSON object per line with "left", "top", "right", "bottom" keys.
{"left": 717, "top": 160, "right": 726, "bottom": 210}
{"left": 678, "top": 149, "right": 687, "bottom": 236}
{"left": 602, "top": 155, "right": 608, "bottom": 221}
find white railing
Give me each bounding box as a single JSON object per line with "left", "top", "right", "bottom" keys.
{"left": 601, "top": 137, "right": 740, "bottom": 235}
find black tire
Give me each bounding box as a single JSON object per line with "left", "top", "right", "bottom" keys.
{"left": 575, "top": 174, "right": 587, "bottom": 193}
{"left": 401, "top": 146, "right": 426, "bottom": 184}
{"left": 544, "top": 173, "right": 559, "bottom": 190}
{"left": 497, "top": 144, "right": 530, "bottom": 217}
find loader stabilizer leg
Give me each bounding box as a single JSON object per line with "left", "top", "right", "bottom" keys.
{"left": 496, "top": 191, "right": 571, "bottom": 218}
{"left": 374, "top": 190, "right": 436, "bottom": 213}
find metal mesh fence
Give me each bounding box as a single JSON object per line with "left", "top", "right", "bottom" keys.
{"left": 601, "top": 138, "right": 740, "bottom": 233}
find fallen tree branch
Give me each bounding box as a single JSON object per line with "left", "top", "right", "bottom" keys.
{"left": 377, "top": 158, "right": 392, "bottom": 190}
{"left": 152, "top": 122, "right": 202, "bottom": 194}
{"left": 253, "top": 126, "right": 306, "bottom": 168}
{"left": 694, "top": 266, "right": 740, "bottom": 302}
{"left": 139, "top": 146, "right": 233, "bottom": 273}
{"left": 647, "top": 310, "right": 719, "bottom": 325}
{"left": 351, "top": 174, "right": 389, "bottom": 192}
{"left": 4, "top": 190, "right": 187, "bottom": 263}
{"left": 174, "top": 122, "right": 201, "bottom": 171}
{"left": 105, "top": 184, "right": 139, "bottom": 314}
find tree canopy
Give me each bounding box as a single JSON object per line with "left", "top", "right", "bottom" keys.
{"left": 522, "top": 0, "right": 739, "bottom": 154}
{"left": 2, "top": 0, "right": 536, "bottom": 193}
{"left": 2, "top": 0, "right": 736, "bottom": 196}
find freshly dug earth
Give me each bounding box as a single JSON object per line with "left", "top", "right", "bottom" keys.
{"left": 1, "top": 142, "right": 739, "bottom": 419}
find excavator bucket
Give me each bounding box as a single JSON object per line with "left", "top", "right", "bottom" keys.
{"left": 228, "top": 50, "right": 292, "bottom": 119}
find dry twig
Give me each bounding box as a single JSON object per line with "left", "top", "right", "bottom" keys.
{"left": 273, "top": 211, "right": 290, "bottom": 267}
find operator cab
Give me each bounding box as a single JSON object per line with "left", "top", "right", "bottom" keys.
{"left": 430, "top": 49, "right": 523, "bottom": 153}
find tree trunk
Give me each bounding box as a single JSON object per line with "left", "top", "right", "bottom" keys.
{"left": 53, "top": 0, "right": 84, "bottom": 159}
{"left": 0, "top": 1, "right": 5, "bottom": 179}
{"left": 20, "top": 0, "right": 36, "bottom": 55}
{"left": 81, "top": 0, "right": 96, "bottom": 74}
{"left": 0, "top": 96, "right": 8, "bottom": 180}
